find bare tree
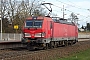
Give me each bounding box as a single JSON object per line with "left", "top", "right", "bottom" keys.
{"left": 1, "top": 0, "right": 46, "bottom": 33}
{"left": 1, "top": 0, "right": 8, "bottom": 18}
{"left": 1, "top": 0, "right": 17, "bottom": 23}
{"left": 70, "top": 12, "right": 78, "bottom": 23}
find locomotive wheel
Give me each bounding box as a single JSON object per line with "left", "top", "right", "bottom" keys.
{"left": 49, "top": 42, "right": 54, "bottom": 48}
{"left": 73, "top": 40, "right": 77, "bottom": 44}
{"left": 71, "top": 41, "right": 73, "bottom": 45}
{"left": 54, "top": 42, "right": 58, "bottom": 48}
{"left": 27, "top": 46, "right": 33, "bottom": 51}
{"left": 27, "top": 43, "right": 34, "bottom": 51}
{"left": 27, "top": 45, "right": 31, "bottom": 50}
{"left": 64, "top": 41, "right": 68, "bottom": 46}
{"left": 68, "top": 41, "right": 71, "bottom": 46}
{"left": 56, "top": 42, "right": 59, "bottom": 48}
{"left": 43, "top": 43, "right": 49, "bottom": 50}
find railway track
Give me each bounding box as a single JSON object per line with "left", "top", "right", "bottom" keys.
{"left": 0, "top": 48, "right": 49, "bottom": 60}
{"left": 0, "top": 40, "right": 90, "bottom": 60}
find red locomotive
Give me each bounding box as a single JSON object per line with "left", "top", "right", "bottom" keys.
{"left": 21, "top": 16, "right": 78, "bottom": 50}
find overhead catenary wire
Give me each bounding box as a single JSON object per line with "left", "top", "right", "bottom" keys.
{"left": 40, "top": 1, "right": 89, "bottom": 19}
{"left": 52, "top": 4, "right": 86, "bottom": 17}
{"left": 53, "top": 4, "right": 73, "bottom": 13}
{"left": 66, "top": 0, "right": 90, "bottom": 11}
{"left": 56, "top": 0, "right": 88, "bottom": 11}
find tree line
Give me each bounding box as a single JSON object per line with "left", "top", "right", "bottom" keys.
{"left": 0, "top": 0, "right": 46, "bottom": 33}
{"left": 87, "top": 23, "right": 90, "bottom": 31}
{"left": 81, "top": 23, "right": 90, "bottom": 31}
{"left": 0, "top": 0, "right": 79, "bottom": 33}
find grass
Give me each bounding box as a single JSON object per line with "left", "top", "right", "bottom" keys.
{"left": 57, "top": 48, "right": 90, "bottom": 60}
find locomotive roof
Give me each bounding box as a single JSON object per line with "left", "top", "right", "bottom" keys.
{"left": 26, "top": 16, "right": 75, "bottom": 26}
{"left": 26, "top": 16, "right": 52, "bottom": 20}
{"left": 26, "top": 16, "right": 44, "bottom": 20}
{"left": 52, "top": 17, "right": 75, "bottom": 25}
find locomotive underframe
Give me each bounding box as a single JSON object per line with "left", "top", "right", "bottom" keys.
{"left": 22, "top": 37, "right": 78, "bottom": 50}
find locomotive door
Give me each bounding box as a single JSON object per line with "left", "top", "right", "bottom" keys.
{"left": 75, "top": 25, "right": 78, "bottom": 38}
{"left": 47, "top": 21, "right": 53, "bottom": 39}
{"left": 50, "top": 21, "right": 53, "bottom": 39}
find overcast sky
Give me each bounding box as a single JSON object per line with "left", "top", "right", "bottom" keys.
{"left": 41, "top": 0, "right": 90, "bottom": 27}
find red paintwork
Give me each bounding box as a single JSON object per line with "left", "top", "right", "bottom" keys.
{"left": 23, "top": 16, "right": 78, "bottom": 39}
{"left": 53, "top": 23, "right": 78, "bottom": 38}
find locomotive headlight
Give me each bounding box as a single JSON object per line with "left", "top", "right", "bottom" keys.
{"left": 35, "top": 33, "right": 41, "bottom": 37}
{"left": 35, "top": 32, "right": 45, "bottom": 37}
{"left": 24, "top": 33, "right": 31, "bottom": 37}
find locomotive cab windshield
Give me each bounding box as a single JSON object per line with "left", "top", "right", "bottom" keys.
{"left": 25, "top": 20, "right": 43, "bottom": 28}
